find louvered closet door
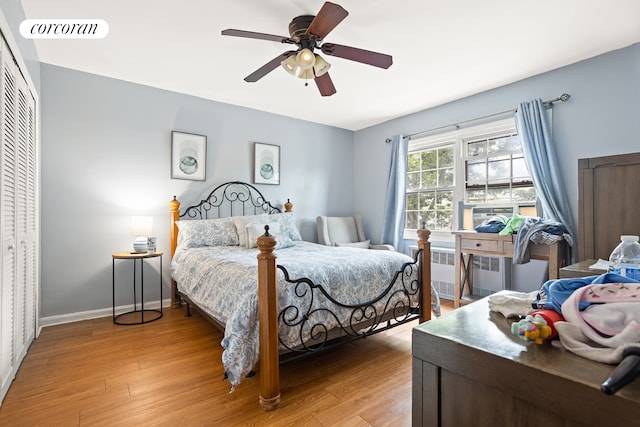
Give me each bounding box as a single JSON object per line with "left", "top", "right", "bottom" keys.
{"left": 14, "top": 61, "right": 36, "bottom": 364}
{"left": 23, "top": 83, "right": 36, "bottom": 354}
{"left": 0, "top": 36, "right": 17, "bottom": 399}
{"left": 0, "top": 35, "right": 37, "bottom": 404}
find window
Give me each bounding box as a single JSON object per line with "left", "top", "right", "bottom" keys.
{"left": 405, "top": 118, "right": 535, "bottom": 240}
{"left": 406, "top": 143, "right": 455, "bottom": 231}
{"left": 464, "top": 132, "right": 535, "bottom": 204}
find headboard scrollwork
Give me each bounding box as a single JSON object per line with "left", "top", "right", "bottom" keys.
{"left": 180, "top": 181, "right": 281, "bottom": 220}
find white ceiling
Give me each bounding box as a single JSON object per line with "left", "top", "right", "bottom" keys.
{"left": 20, "top": 0, "right": 640, "bottom": 131}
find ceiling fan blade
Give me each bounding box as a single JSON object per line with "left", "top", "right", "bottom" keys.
{"left": 222, "top": 29, "right": 295, "bottom": 44}
{"left": 244, "top": 51, "right": 296, "bottom": 82}
{"left": 305, "top": 2, "right": 348, "bottom": 40}
{"left": 321, "top": 43, "right": 393, "bottom": 69}
{"left": 315, "top": 73, "right": 337, "bottom": 97}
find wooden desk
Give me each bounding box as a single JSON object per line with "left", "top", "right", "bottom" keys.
{"left": 452, "top": 231, "right": 567, "bottom": 308}
{"left": 412, "top": 295, "right": 640, "bottom": 426}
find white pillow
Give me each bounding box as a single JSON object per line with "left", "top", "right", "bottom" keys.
{"left": 245, "top": 222, "right": 294, "bottom": 249}
{"left": 232, "top": 214, "right": 267, "bottom": 247}
{"left": 176, "top": 217, "right": 239, "bottom": 248}
{"left": 335, "top": 240, "right": 370, "bottom": 249}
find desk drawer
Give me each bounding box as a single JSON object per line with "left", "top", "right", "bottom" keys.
{"left": 461, "top": 239, "right": 499, "bottom": 252}
{"left": 503, "top": 241, "right": 514, "bottom": 253}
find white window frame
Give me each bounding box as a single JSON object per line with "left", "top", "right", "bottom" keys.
{"left": 404, "top": 118, "right": 522, "bottom": 243}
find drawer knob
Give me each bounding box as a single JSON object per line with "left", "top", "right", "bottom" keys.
{"left": 475, "top": 242, "right": 481, "bottom": 247}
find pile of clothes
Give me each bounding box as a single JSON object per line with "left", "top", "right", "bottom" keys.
{"left": 489, "top": 272, "right": 640, "bottom": 394}
{"left": 475, "top": 214, "right": 573, "bottom": 263}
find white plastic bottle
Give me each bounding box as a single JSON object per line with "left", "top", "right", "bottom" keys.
{"left": 609, "top": 235, "right": 640, "bottom": 280}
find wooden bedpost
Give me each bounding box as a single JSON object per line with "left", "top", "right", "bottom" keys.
{"left": 284, "top": 199, "right": 292, "bottom": 213}
{"left": 256, "top": 227, "right": 281, "bottom": 410}
{"left": 170, "top": 196, "right": 181, "bottom": 308}
{"left": 417, "top": 227, "right": 432, "bottom": 323}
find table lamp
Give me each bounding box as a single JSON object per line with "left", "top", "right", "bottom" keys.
{"left": 131, "top": 216, "right": 153, "bottom": 253}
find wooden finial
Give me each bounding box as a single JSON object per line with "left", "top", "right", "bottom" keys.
{"left": 284, "top": 199, "right": 293, "bottom": 213}
{"left": 417, "top": 227, "right": 431, "bottom": 244}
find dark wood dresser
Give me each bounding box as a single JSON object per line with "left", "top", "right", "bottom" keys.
{"left": 412, "top": 295, "right": 640, "bottom": 426}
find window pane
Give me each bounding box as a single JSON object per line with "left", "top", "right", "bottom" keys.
{"left": 467, "top": 188, "right": 485, "bottom": 203}
{"left": 408, "top": 153, "right": 421, "bottom": 172}
{"left": 466, "top": 160, "right": 486, "bottom": 181}
{"left": 419, "top": 192, "right": 435, "bottom": 210}
{"left": 438, "top": 146, "right": 454, "bottom": 167}
{"left": 436, "top": 210, "right": 453, "bottom": 230}
{"left": 487, "top": 157, "right": 511, "bottom": 180}
{"left": 406, "top": 193, "right": 419, "bottom": 210}
{"left": 512, "top": 186, "right": 536, "bottom": 202}
{"left": 436, "top": 190, "right": 453, "bottom": 209}
{"left": 511, "top": 134, "right": 521, "bottom": 151}
{"left": 487, "top": 187, "right": 511, "bottom": 202}
{"left": 439, "top": 167, "right": 454, "bottom": 186}
{"left": 512, "top": 156, "right": 529, "bottom": 178}
{"left": 407, "top": 172, "right": 420, "bottom": 190}
{"left": 467, "top": 140, "right": 486, "bottom": 157}
{"left": 406, "top": 211, "right": 420, "bottom": 229}
{"left": 488, "top": 136, "right": 511, "bottom": 153}
{"left": 422, "top": 150, "right": 437, "bottom": 169}
{"left": 422, "top": 170, "right": 437, "bottom": 188}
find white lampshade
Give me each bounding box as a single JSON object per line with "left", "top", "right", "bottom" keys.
{"left": 281, "top": 55, "right": 298, "bottom": 75}
{"left": 297, "top": 68, "right": 315, "bottom": 80}
{"left": 131, "top": 216, "right": 153, "bottom": 235}
{"left": 296, "top": 48, "right": 315, "bottom": 70}
{"left": 313, "top": 54, "right": 331, "bottom": 77}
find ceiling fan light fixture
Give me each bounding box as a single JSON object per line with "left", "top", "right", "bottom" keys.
{"left": 313, "top": 54, "right": 331, "bottom": 77}
{"left": 281, "top": 55, "right": 298, "bottom": 75}
{"left": 297, "top": 68, "right": 315, "bottom": 80}
{"left": 296, "top": 48, "right": 315, "bottom": 70}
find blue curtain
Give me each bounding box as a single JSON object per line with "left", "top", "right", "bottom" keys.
{"left": 515, "top": 99, "right": 577, "bottom": 262}
{"left": 381, "top": 135, "right": 408, "bottom": 250}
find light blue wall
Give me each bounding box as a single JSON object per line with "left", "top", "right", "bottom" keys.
{"left": 40, "top": 64, "right": 354, "bottom": 318}
{"left": 354, "top": 43, "right": 640, "bottom": 254}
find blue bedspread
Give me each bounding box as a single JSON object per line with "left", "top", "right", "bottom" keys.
{"left": 171, "top": 241, "right": 418, "bottom": 390}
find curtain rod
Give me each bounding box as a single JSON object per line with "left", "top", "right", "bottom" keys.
{"left": 386, "top": 93, "right": 571, "bottom": 143}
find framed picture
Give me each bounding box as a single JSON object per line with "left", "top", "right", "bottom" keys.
{"left": 253, "top": 142, "right": 280, "bottom": 185}
{"left": 171, "top": 131, "right": 207, "bottom": 181}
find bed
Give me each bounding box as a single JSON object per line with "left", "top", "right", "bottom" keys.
{"left": 169, "top": 181, "right": 433, "bottom": 410}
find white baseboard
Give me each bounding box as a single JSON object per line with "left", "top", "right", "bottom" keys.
{"left": 38, "top": 298, "right": 173, "bottom": 330}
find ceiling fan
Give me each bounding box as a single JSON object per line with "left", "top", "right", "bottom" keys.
{"left": 221, "top": 2, "right": 393, "bottom": 97}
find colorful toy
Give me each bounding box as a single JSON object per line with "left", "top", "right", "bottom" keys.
{"left": 511, "top": 309, "right": 563, "bottom": 344}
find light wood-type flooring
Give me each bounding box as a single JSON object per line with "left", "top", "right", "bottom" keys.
{"left": 0, "top": 300, "right": 453, "bottom": 426}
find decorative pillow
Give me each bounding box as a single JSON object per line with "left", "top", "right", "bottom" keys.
{"left": 274, "top": 233, "right": 295, "bottom": 249}
{"left": 245, "top": 222, "right": 294, "bottom": 249}
{"left": 232, "top": 214, "right": 267, "bottom": 247}
{"left": 268, "top": 212, "right": 302, "bottom": 241}
{"left": 335, "top": 240, "right": 370, "bottom": 249}
{"left": 177, "top": 217, "right": 239, "bottom": 248}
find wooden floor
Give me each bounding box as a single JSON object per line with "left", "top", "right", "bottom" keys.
{"left": 0, "top": 300, "right": 453, "bottom": 426}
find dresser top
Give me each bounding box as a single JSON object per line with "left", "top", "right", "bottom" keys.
{"left": 413, "top": 293, "right": 640, "bottom": 401}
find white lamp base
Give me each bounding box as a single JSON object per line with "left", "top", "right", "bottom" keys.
{"left": 133, "top": 236, "right": 149, "bottom": 253}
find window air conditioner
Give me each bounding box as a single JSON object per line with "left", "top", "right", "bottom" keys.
{"left": 471, "top": 205, "right": 518, "bottom": 229}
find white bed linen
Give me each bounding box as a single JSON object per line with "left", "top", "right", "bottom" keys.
{"left": 171, "top": 241, "right": 418, "bottom": 390}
